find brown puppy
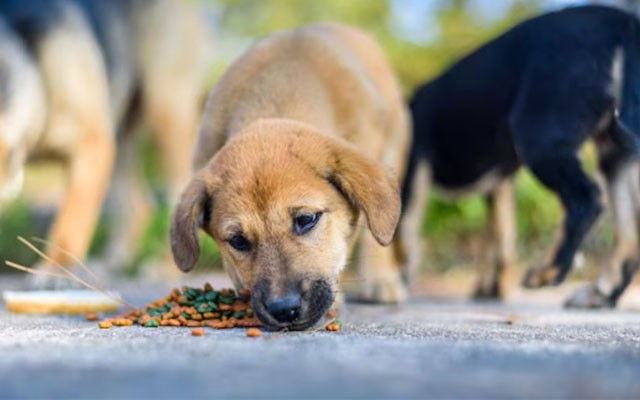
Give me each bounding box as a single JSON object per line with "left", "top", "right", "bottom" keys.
{"left": 171, "top": 23, "right": 410, "bottom": 330}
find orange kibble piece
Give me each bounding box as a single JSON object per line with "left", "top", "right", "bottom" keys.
{"left": 191, "top": 328, "right": 205, "bottom": 336}
{"left": 326, "top": 310, "right": 338, "bottom": 319}
{"left": 246, "top": 328, "right": 262, "bottom": 337}
{"left": 326, "top": 323, "right": 341, "bottom": 332}
{"left": 85, "top": 313, "right": 99, "bottom": 322}
{"left": 98, "top": 321, "right": 112, "bottom": 329}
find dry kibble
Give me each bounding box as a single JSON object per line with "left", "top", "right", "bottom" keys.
{"left": 98, "top": 283, "right": 264, "bottom": 332}
{"left": 246, "top": 328, "right": 262, "bottom": 337}
{"left": 191, "top": 328, "right": 205, "bottom": 336}
{"left": 326, "top": 322, "right": 341, "bottom": 332}
{"left": 326, "top": 310, "right": 338, "bottom": 320}
{"left": 85, "top": 312, "right": 99, "bottom": 322}
{"left": 98, "top": 320, "right": 112, "bottom": 329}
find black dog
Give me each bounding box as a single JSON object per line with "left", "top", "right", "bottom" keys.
{"left": 402, "top": 5, "right": 640, "bottom": 307}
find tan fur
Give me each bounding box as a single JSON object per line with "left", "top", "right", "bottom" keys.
{"left": 173, "top": 23, "right": 409, "bottom": 317}
{"left": 0, "top": 0, "right": 207, "bottom": 284}
{"left": 104, "top": 0, "right": 208, "bottom": 278}
{"left": 22, "top": 1, "right": 116, "bottom": 271}
{"left": 473, "top": 179, "right": 515, "bottom": 299}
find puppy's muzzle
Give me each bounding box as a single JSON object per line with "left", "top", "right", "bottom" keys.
{"left": 251, "top": 279, "right": 334, "bottom": 330}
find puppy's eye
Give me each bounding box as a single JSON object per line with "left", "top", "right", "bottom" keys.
{"left": 227, "top": 234, "right": 251, "bottom": 252}
{"left": 294, "top": 212, "right": 322, "bottom": 235}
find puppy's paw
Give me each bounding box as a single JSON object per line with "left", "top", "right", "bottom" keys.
{"left": 358, "top": 269, "right": 408, "bottom": 304}
{"left": 564, "top": 284, "right": 613, "bottom": 309}
{"left": 522, "top": 265, "right": 561, "bottom": 289}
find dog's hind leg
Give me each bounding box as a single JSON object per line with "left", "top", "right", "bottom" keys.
{"left": 27, "top": 2, "right": 115, "bottom": 287}
{"left": 102, "top": 130, "right": 154, "bottom": 274}
{"left": 129, "top": 0, "right": 208, "bottom": 279}
{"left": 396, "top": 150, "right": 431, "bottom": 291}
{"left": 135, "top": 0, "right": 208, "bottom": 200}
{"left": 566, "top": 159, "right": 640, "bottom": 308}
{"left": 473, "top": 179, "right": 515, "bottom": 299}
{"left": 521, "top": 152, "right": 603, "bottom": 288}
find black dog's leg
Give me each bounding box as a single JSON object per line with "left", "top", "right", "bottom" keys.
{"left": 522, "top": 153, "right": 602, "bottom": 288}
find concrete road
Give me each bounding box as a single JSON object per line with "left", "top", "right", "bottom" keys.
{"left": 0, "top": 275, "right": 639, "bottom": 399}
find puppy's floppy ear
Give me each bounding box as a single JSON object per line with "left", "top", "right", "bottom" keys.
{"left": 170, "top": 176, "right": 214, "bottom": 272}
{"left": 324, "top": 141, "right": 401, "bottom": 246}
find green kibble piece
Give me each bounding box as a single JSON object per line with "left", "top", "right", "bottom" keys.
{"left": 205, "top": 291, "right": 219, "bottom": 302}
{"left": 197, "top": 304, "right": 210, "bottom": 313}
{"left": 207, "top": 302, "right": 219, "bottom": 311}
{"left": 219, "top": 296, "right": 235, "bottom": 305}
{"left": 144, "top": 320, "right": 159, "bottom": 328}
{"left": 223, "top": 310, "right": 233, "bottom": 317}
{"left": 181, "top": 312, "right": 192, "bottom": 320}
{"left": 233, "top": 311, "right": 245, "bottom": 319}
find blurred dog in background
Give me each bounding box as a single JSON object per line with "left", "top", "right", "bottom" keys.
{"left": 402, "top": 5, "right": 640, "bottom": 307}
{"left": 0, "top": 0, "right": 208, "bottom": 284}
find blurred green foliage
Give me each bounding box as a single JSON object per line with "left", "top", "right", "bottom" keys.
{"left": 0, "top": 0, "right": 610, "bottom": 273}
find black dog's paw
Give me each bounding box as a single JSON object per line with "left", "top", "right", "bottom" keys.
{"left": 564, "top": 284, "right": 613, "bottom": 309}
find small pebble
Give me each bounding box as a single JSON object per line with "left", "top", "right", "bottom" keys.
{"left": 98, "top": 321, "right": 112, "bottom": 329}
{"left": 191, "top": 328, "right": 205, "bottom": 336}
{"left": 246, "top": 328, "right": 262, "bottom": 337}
{"left": 326, "top": 322, "right": 341, "bottom": 332}
{"left": 86, "top": 312, "right": 99, "bottom": 322}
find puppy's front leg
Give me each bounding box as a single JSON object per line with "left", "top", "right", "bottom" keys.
{"left": 357, "top": 230, "right": 408, "bottom": 304}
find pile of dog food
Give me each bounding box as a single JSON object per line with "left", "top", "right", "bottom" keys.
{"left": 97, "top": 283, "right": 342, "bottom": 336}
{"left": 97, "top": 284, "right": 262, "bottom": 331}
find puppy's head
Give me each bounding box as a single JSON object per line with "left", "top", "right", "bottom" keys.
{"left": 171, "top": 119, "right": 400, "bottom": 330}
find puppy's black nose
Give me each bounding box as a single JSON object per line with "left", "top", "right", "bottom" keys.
{"left": 266, "top": 294, "right": 301, "bottom": 323}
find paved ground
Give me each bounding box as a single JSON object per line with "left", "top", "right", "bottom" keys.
{"left": 0, "top": 274, "right": 639, "bottom": 399}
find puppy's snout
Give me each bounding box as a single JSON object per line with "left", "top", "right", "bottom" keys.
{"left": 266, "top": 294, "right": 301, "bottom": 323}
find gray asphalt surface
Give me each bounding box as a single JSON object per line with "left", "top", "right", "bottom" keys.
{"left": 0, "top": 275, "right": 639, "bottom": 399}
